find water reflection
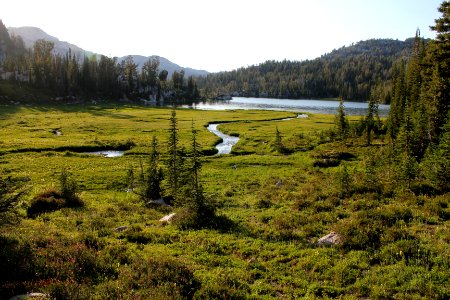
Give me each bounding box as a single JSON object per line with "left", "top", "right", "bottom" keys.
{"left": 85, "top": 150, "right": 124, "bottom": 157}
{"left": 179, "top": 97, "right": 389, "bottom": 116}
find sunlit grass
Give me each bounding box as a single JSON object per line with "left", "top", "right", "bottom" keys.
{"left": 0, "top": 104, "right": 448, "bottom": 299}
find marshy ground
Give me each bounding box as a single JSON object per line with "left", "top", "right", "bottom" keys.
{"left": 0, "top": 104, "right": 448, "bottom": 299}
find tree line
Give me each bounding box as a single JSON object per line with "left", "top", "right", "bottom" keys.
{"left": 0, "top": 20, "right": 199, "bottom": 102}
{"left": 333, "top": 1, "right": 450, "bottom": 193}
{"left": 197, "top": 38, "right": 422, "bottom": 103}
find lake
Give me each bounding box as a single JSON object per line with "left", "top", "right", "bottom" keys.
{"left": 181, "top": 97, "right": 390, "bottom": 116}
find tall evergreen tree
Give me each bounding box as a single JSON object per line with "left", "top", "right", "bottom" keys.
{"left": 142, "top": 136, "right": 163, "bottom": 203}
{"left": 395, "top": 102, "right": 419, "bottom": 188}
{"left": 334, "top": 98, "right": 349, "bottom": 140}
{"left": 425, "top": 0, "right": 450, "bottom": 143}
{"left": 423, "top": 112, "right": 450, "bottom": 192}
{"left": 365, "top": 90, "right": 379, "bottom": 145}
{"left": 167, "top": 109, "right": 180, "bottom": 200}
{"left": 388, "top": 61, "right": 407, "bottom": 140}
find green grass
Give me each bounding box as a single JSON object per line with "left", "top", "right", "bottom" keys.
{"left": 0, "top": 104, "right": 448, "bottom": 299}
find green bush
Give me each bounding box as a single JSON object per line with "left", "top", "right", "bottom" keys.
{"left": 59, "top": 169, "right": 83, "bottom": 207}
{"left": 27, "top": 189, "right": 65, "bottom": 217}
{"left": 27, "top": 170, "right": 84, "bottom": 217}
{"left": 128, "top": 257, "right": 200, "bottom": 299}
{"left": 336, "top": 216, "right": 383, "bottom": 251}
{"left": 195, "top": 269, "right": 250, "bottom": 299}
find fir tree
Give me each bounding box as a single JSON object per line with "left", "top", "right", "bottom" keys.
{"left": 334, "top": 98, "right": 349, "bottom": 140}
{"left": 337, "top": 163, "right": 352, "bottom": 198}
{"left": 396, "top": 103, "right": 419, "bottom": 188}
{"left": 167, "top": 108, "right": 180, "bottom": 199}
{"left": 274, "top": 126, "right": 285, "bottom": 153}
{"left": 423, "top": 112, "right": 450, "bottom": 192}
{"left": 143, "top": 136, "right": 163, "bottom": 203}
{"left": 365, "top": 90, "right": 379, "bottom": 145}
{"left": 388, "top": 61, "right": 407, "bottom": 140}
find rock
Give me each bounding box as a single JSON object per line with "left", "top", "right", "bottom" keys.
{"left": 276, "top": 179, "right": 283, "bottom": 187}
{"left": 10, "top": 292, "right": 51, "bottom": 300}
{"left": 159, "top": 213, "right": 176, "bottom": 223}
{"left": 317, "top": 231, "right": 341, "bottom": 246}
{"left": 247, "top": 257, "right": 257, "bottom": 264}
{"left": 146, "top": 198, "right": 169, "bottom": 207}
{"left": 215, "top": 94, "right": 232, "bottom": 100}
{"left": 115, "top": 226, "right": 129, "bottom": 232}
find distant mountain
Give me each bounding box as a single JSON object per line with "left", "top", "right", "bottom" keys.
{"left": 8, "top": 26, "right": 95, "bottom": 59}
{"left": 7, "top": 26, "right": 208, "bottom": 78}
{"left": 119, "top": 55, "right": 209, "bottom": 78}
{"left": 198, "top": 38, "right": 425, "bottom": 102}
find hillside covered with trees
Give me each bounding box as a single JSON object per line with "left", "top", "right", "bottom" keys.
{"left": 0, "top": 21, "right": 199, "bottom": 103}
{"left": 197, "top": 38, "right": 424, "bottom": 103}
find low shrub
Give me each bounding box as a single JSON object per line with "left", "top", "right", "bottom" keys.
{"left": 27, "top": 189, "right": 65, "bottom": 217}
{"left": 256, "top": 198, "right": 272, "bottom": 209}
{"left": 27, "top": 170, "right": 84, "bottom": 217}
{"left": 335, "top": 216, "right": 383, "bottom": 251}
{"left": 128, "top": 257, "right": 200, "bottom": 299}
{"left": 59, "top": 169, "right": 83, "bottom": 208}
{"left": 313, "top": 158, "right": 340, "bottom": 168}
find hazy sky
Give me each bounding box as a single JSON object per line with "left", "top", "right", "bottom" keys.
{"left": 1, "top": 0, "right": 443, "bottom": 72}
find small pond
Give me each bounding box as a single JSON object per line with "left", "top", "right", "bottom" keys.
{"left": 84, "top": 150, "right": 125, "bottom": 157}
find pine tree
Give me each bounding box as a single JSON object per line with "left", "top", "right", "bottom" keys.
{"left": 337, "top": 163, "right": 352, "bottom": 198}
{"left": 388, "top": 61, "right": 407, "bottom": 140}
{"left": 364, "top": 152, "right": 381, "bottom": 193}
{"left": 167, "top": 109, "right": 180, "bottom": 200}
{"left": 425, "top": 1, "right": 450, "bottom": 144}
{"left": 422, "top": 111, "right": 450, "bottom": 192}
{"left": 396, "top": 103, "right": 419, "bottom": 188}
{"left": 174, "top": 121, "right": 216, "bottom": 229}
{"left": 334, "top": 98, "right": 349, "bottom": 140}
{"left": 274, "top": 126, "right": 285, "bottom": 153}
{"left": 190, "top": 121, "right": 202, "bottom": 202}
{"left": 143, "top": 136, "right": 163, "bottom": 203}
{"left": 365, "top": 90, "right": 379, "bottom": 145}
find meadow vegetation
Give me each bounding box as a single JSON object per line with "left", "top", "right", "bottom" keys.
{"left": 0, "top": 104, "right": 448, "bottom": 299}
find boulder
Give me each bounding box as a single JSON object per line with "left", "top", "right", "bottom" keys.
{"left": 317, "top": 231, "right": 341, "bottom": 246}
{"left": 10, "top": 292, "right": 51, "bottom": 300}
{"left": 115, "top": 226, "right": 129, "bottom": 232}
{"left": 159, "top": 213, "right": 176, "bottom": 223}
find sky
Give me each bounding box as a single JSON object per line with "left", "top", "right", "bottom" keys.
{"left": 1, "top": 0, "right": 443, "bottom": 72}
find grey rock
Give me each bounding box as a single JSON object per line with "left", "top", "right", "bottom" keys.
{"left": 317, "top": 231, "right": 341, "bottom": 246}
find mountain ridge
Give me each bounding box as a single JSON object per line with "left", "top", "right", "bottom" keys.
{"left": 7, "top": 26, "right": 208, "bottom": 78}
{"left": 197, "top": 38, "right": 423, "bottom": 102}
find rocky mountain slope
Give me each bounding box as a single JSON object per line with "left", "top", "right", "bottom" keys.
{"left": 7, "top": 26, "right": 208, "bottom": 78}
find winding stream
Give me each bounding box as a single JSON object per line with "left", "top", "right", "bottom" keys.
{"left": 207, "top": 124, "right": 239, "bottom": 155}
{"left": 207, "top": 114, "right": 307, "bottom": 155}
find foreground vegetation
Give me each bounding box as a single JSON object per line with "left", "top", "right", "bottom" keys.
{"left": 0, "top": 2, "right": 449, "bottom": 299}
{"left": 0, "top": 104, "right": 448, "bottom": 299}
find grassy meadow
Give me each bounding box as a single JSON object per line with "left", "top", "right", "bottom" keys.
{"left": 0, "top": 104, "right": 448, "bottom": 299}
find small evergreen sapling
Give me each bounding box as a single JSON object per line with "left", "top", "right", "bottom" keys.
{"left": 334, "top": 99, "right": 349, "bottom": 140}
